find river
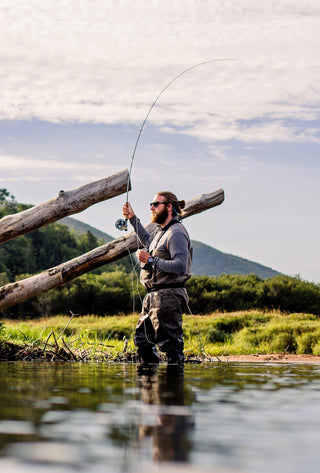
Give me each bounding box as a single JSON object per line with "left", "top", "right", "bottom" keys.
{"left": 1, "top": 361, "right": 320, "bottom": 473}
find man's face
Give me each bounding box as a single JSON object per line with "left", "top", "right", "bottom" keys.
{"left": 150, "top": 194, "right": 168, "bottom": 224}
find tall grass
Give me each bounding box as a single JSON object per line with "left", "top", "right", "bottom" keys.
{"left": 183, "top": 311, "right": 320, "bottom": 356}
{"left": 2, "top": 310, "right": 320, "bottom": 359}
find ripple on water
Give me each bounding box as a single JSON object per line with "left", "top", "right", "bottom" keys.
{"left": 0, "top": 362, "right": 320, "bottom": 473}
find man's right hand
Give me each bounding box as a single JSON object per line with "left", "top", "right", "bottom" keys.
{"left": 122, "top": 202, "right": 135, "bottom": 219}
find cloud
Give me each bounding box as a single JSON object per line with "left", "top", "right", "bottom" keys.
{"left": 0, "top": 0, "right": 319, "bottom": 145}
{"left": 0, "top": 154, "right": 116, "bottom": 182}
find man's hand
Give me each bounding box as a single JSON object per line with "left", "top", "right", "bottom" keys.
{"left": 136, "top": 249, "right": 151, "bottom": 264}
{"left": 122, "top": 202, "right": 135, "bottom": 219}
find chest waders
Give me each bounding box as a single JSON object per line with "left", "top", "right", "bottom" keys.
{"left": 135, "top": 221, "right": 191, "bottom": 365}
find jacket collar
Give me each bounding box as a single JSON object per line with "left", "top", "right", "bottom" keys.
{"left": 160, "top": 217, "right": 180, "bottom": 232}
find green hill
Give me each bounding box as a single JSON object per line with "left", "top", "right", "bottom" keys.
{"left": 191, "top": 240, "right": 280, "bottom": 279}
{"left": 60, "top": 217, "right": 280, "bottom": 279}
{"left": 58, "top": 217, "right": 114, "bottom": 243}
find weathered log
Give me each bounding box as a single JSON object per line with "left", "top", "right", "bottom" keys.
{"left": 0, "top": 169, "right": 131, "bottom": 244}
{"left": 0, "top": 188, "right": 224, "bottom": 311}
{"left": 180, "top": 189, "right": 225, "bottom": 219}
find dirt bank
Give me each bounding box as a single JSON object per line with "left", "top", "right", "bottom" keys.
{"left": 213, "top": 353, "right": 320, "bottom": 364}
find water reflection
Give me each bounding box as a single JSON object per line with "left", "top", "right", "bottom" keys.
{"left": 0, "top": 362, "right": 196, "bottom": 472}
{"left": 137, "top": 364, "right": 194, "bottom": 463}
{"left": 1, "top": 361, "right": 320, "bottom": 472}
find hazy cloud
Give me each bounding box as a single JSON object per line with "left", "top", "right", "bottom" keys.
{"left": 0, "top": 154, "right": 116, "bottom": 182}
{"left": 0, "top": 0, "right": 319, "bottom": 144}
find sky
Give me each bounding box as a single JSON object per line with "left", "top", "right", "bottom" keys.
{"left": 0, "top": 0, "right": 319, "bottom": 282}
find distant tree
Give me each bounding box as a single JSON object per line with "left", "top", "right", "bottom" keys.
{"left": 28, "top": 223, "right": 79, "bottom": 269}
{"left": 0, "top": 188, "right": 18, "bottom": 217}
{"left": 0, "top": 236, "right": 36, "bottom": 280}
{"left": 77, "top": 230, "right": 100, "bottom": 253}
{"left": 0, "top": 188, "right": 12, "bottom": 202}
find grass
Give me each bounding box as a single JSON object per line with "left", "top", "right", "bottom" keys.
{"left": 1, "top": 310, "right": 320, "bottom": 361}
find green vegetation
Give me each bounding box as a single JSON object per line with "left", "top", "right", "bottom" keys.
{"left": 0, "top": 314, "right": 137, "bottom": 362}
{"left": 2, "top": 272, "right": 319, "bottom": 319}
{"left": 187, "top": 273, "right": 320, "bottom": 315}
{"left": 1, "top": 270, "right": 143, "bottom": 318}
{"left": 183, "top": 311, "right": 320, "bottom": 356}
{"left": 2, "top": 311, "right": 320, "bottom": 361}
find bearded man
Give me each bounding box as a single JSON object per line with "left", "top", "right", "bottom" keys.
{"left": 123, "top": 192, "right": 192, "bottom": 365}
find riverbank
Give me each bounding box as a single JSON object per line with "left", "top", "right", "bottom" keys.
{"left": 1, "top": 341, "right": 320, "bottom": 363}
{"left": 1, "top": 310, "right": 320, "bottom": 362}
{"left": 213, "top": 353, "right": 320, "bottom": 364}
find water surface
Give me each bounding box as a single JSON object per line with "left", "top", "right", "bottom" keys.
{"left": 1, "top": 361, "right": 320, "bottom": 473}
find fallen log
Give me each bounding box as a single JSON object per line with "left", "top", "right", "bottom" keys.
{"left": 0, "top": 169, "right": 131, "bottom": 244}
{"left": 0, "top": 188, "right": 224, "bottom": 311}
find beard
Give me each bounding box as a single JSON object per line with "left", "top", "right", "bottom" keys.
{"left": 151, "top": 207, "right": 168, "bottom": 224}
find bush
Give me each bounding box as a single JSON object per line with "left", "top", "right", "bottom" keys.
{"left": 2, "top": 270, "right": 144, "bottom": 319}
{"left": 2, "top": 270, "right": 320, "bottom": 319}
{"left": 260, "top": 276, "right": 320, "bottom": 314}
{"left": 186, "top": 274, "right": 320, "bottom": 316}
{"left": 208, "top": 328, "right": 228, "bottom": 343}
{"left": 271, "top": 331, "right": 298, "bottom": 353}
{"left": 297, "top": 332, "right": 320, "bottom": 355}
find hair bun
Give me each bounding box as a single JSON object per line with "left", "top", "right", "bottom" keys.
{"left": 178, "top": 200, "right": 185, "bottom": 209}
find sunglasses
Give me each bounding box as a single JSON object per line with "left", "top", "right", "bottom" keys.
{"left": 149, "top": 201, "right": 167, "bottom": 208}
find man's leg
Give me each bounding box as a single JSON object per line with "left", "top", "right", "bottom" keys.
{"left": 151, "top": 289, "right": 186, "bottom": 364}
{"left": 161, "top": 338, "right": 184, "bottom": 364}
{"left": 134, "top": 295, "right": 160, "bottom": 365}
{"left": 135, "top": 328, "right": 160, "bottom": 364}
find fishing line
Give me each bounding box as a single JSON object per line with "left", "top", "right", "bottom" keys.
{"left": 116, "top": 59, "right": 235, "bottom": 354}
{"left": 124, "top": 238, "right": 144, "bottom": 335}
{"left": 115, "top": 58, "right": 234, "bottom": 231}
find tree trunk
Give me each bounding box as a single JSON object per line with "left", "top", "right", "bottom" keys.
{"left": 0, "top": 169, "right": 131, "bottom": 244}
{"left": 0, "top": 188, "right": 224, "bottom": 311}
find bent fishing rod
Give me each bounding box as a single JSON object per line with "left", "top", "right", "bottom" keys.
{"left": 115, "top": 58, "right": 234, "bottom": 231}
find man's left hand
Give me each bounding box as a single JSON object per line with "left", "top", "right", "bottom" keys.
{"left": 136, "top": 249, "right": 151, "bottom": 263}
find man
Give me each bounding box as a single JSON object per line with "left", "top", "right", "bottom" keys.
{"left": 123, "top": 192, "right": 192, "bottom": 365}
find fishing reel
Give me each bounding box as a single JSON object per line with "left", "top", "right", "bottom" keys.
{"left": 115, "top": 218, "right": 128, "bottom": 231}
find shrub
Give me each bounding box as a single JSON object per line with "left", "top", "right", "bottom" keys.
{"left": 187, "top": 274, "right": 320, "bottom": 316}
{"left": 270, "top": 331, "right": 298, "bottom": 353}
{"left": 297, "top": 333, "right": 320, "bottom": 355}
{"left": 208, "top": 328, "right": 228, "bottom": 343}
{"left": 260, "top": 276, "right": 320, "bottom": 314}
{"left": 3, "top": 270, "right": 320, "bottom": 319}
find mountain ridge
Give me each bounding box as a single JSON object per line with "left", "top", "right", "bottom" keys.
{"left": 59, "top": 216, "right": 280, "bottom": 279}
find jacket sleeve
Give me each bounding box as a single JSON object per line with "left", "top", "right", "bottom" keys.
{"left": 129, "top": 215, "right": 153, "bottom": 249}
